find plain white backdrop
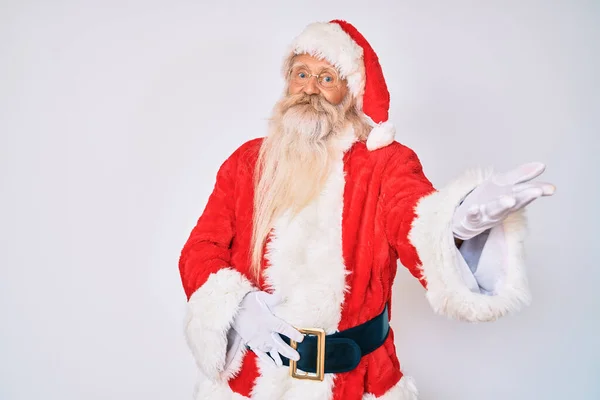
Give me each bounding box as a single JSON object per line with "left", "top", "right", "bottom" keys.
{"left": 1, "top": 0, "right": 598, "bottom": 399}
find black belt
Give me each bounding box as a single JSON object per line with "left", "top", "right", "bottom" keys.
{"left": 279, "top": 305, "right": 390, "bottom": 380}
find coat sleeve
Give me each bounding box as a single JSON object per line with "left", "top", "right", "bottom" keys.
{"left": 381, "top": 144, "right": 531, "bottom": 322}
{"left": 179, "top": 147, "right": 254, "bottom": 381}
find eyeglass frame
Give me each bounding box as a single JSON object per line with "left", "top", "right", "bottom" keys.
{"left": 287, "top": 64, "right": 346, "bottom": 90}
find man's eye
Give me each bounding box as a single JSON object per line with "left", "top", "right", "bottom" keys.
{"left": 323, "top": 76, "right": 332, "bottom": 83}
{"left": 298, "top": 72, "right": 307, "bottom": 79}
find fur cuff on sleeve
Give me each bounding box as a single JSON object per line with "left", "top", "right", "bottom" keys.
{"left": 409, "top": 168, "right": 531, "bottom": 322}
{"left": 362, "top": 375, "right": 419, "bottom": 400}
{"left": 185, "top": 268, "right": 253, "bottom": 380}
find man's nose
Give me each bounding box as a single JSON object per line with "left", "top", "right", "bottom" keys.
{"left": 302, "top": 76, "right": 321, "bottom": 95}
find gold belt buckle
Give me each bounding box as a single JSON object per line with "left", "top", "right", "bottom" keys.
{"left": 289, "top": 327, "right": 326, "bottom": 381}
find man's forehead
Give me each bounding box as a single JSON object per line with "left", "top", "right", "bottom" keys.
{"left": 292, "top": 53, "right": 338, "bottom": 71}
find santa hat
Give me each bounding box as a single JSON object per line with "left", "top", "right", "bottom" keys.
{"left": 285, "top": 19, "right": 396, "bottom": 151}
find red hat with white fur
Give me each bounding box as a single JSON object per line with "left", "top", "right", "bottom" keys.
{"left": 285, "top": 19, "right": 395, "bottom": 150}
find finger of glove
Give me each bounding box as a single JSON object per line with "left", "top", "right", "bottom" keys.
{"left": 246, "top": 339, "right": 271, "bottom": 353}
{"left": 513, "top": 181, "right": 556, "bottom": 196}
{"left": 254, "top": 349, "right": 277, "bottom": 367}
{"left": 269, "top": 348, "right": 284, "bottom": 367}
{"left": 465, "top": 204, "right": 483, "bottom": 224}
{"left": 269, "top": 317, "right": 304, "bottom": 343}
{"left": 271, "top": 332, "right": 300, "bottom": 361}
{"left": 460, "top": 204, "right": 503, "bottom": 235}
{"left": 483, "top": 196, "right": 516, "bottom": 220}
{"left": 455, "top": 206, "right": 487, "bottom": 239}
{"left": 512, "top": 187, "right": 545, "bottom": 210}
{"left": 493, "top": 162, "right": 546, "bottom": 186}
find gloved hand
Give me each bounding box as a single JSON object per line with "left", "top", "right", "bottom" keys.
{"left": 453, "top": 162, "right": 555, "bottom": 240}
{"left": 231, "top": 291, "right": 304, "bottom": 367}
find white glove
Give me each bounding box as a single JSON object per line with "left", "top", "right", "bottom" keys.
{"left": 453, "top": 162, "right": 555, "bottom": 240}
{"left": 232, "top": 291, "right": 304, "bottom": 367}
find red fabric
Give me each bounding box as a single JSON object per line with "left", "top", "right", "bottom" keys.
{"left": 178, "top": 139, "right": 262, "bottom": 299}
{"left": 179, "top": 138, "right": 435, "bottom": 397}
{"left": 228, "top": 351, "right": 259, "bottom": 397}
{"left": 178, "top": 152, "right": 236, "bottom": 299}
{"left": 330, "top": 19, "right": 390, "bottom": 124}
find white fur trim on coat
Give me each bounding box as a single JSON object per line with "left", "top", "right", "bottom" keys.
{"left": 366, "top": 121, "right": 396, "bottom": 150}
{"left": 194, "top": 377, "right": 249, "bottom": 400}
{"left": 185, "top": 268, "right": 254, "bottom": 381}
{"left": 409, "top": 168, "right": 531, "bottom": 322}
{"left": 192, "top": 373, "right": 419, "bottom": 400}
{"left": 362, "top": 375, "right": 420, "bottom": 400}
{"left": 251, "top": 149, "right": 349, "bottom": 399}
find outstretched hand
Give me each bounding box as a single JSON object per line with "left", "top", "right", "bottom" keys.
{"left": 452, "top": 162, "right": 555, "bottom": 240}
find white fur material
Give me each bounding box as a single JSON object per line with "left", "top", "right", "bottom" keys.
{"left": 250, "top": 133, "right": 351, "bottom": 399}
{"left": 289, "top": 21, "right": 365, "bottom": 98}
{"left": 409, "top": 168, "right": 531, "bottom": 322}
{"left": 362, "top": 376, "right": 420, "bottom": 400}
{"left": 185, "top": 268, "right": 254, "bottom": 381}
{"left": 366, "top": 121, "right": 396, "bottom": 150}
{"left": 332, "top": 123, "right": 359, "bottom": 153}
{"left": 194, "top": 377, "right": 250, "bottom": 400}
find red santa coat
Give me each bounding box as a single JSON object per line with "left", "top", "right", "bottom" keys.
{"left": 179, "top": 127, "right": 530, "bottom": 400}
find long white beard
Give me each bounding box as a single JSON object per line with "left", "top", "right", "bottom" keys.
{"left": 279, "top": 93, "right": 343, "bottom": 144}
{"left": 261, "top": 93, "right": 352, "bottom": 211}
{"left": 249, "top": 92, "right": 354, "bottom": 275}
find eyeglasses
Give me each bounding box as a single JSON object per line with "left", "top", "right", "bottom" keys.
{"left": 288, "top": 65, "right": 342, "bottom": 89}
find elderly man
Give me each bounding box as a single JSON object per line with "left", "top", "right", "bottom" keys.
{"left": 179, "top": 20, "right": 555, "bottom": 400}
